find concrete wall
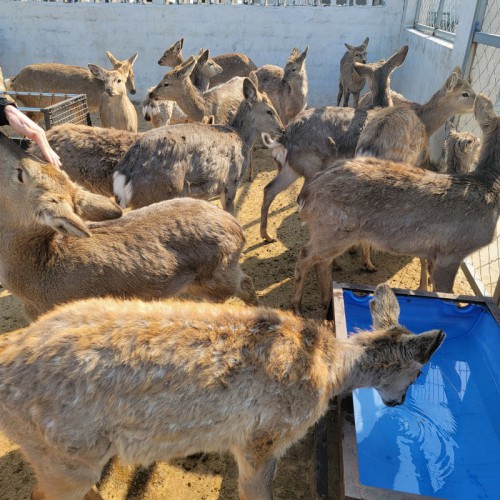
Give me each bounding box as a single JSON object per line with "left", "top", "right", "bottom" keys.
{"left": 0, "top": 1, "right": 405, "bottom": 106}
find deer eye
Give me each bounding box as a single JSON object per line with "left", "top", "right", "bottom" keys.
{"left": 266, "top": 110, "right": 273, "bottom": 115}
{"left": 163, "top": 83, "right": 169, "bottom": 87}
{"left": 462, "top": 92, "right": 470, "bottom": 98}
{"left": 17, "top": 168, "right": 24, "bottom": 183}
{"left": 117, "top": 79, "right": 122, "bottom": 84}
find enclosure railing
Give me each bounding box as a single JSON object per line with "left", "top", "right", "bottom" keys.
{"left": 414, "top": 0, "right": 463, "bottom": 42}
{"left": 12, "top": 0, "right": 385, "bottom": 5}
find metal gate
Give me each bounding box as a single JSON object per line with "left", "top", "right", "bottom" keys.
{"left": 457, "top": 0, "right": 500, "bottom": 300}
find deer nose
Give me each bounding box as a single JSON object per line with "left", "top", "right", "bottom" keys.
{"left": 149, "top": 92, "right": 154, "bottom": 98}
{"left": 130, "top": 89, "right": 136, "bottom": 95}
{"left": 157, "top": 59, "right": 162, "bottom": 65}
{"left": 279, "top": 127, "right": 286, "bottom": 134}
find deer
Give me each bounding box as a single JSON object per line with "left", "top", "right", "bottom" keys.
{"left": 158, "top": 37, "right": 257, "bottom": 88}
{"left": 337, "top": 37, "right": 369, "bottom": 108}
{"left": 260, "top": 45, "right": 409, "bottom": 244}
{"left": 87, "top": 63, "right": 138, "bottom": 132}
{"left": 291, "top": 93, "right": 500, "bottom": 315}
{"left": 113, "top": 78, "right": 284, "bottom": 214}
{"left": 29, "top": 124, "right": 142, "bottom": 197}
{"left": 6, "top": 51, "right": 138, "bottom": 114}
{"left": 353, "top": 67, "right": 476, "bottom": 272}
{"left": 0, "top": 132, "right": 258, "bottom": 319}
{"left": 0, "top": 283, "right": 444, "bottom": 500}
{"left": 254, "top": 47, "right": 308, "bottom": 125}
{"left": 149, "top": 57, "right": 253, "bottom": 125}
{"left": 418, "top": 126, "right": 481, "bottom": 291}
{"left": 142, "top": 50, "right": 222, "bottom": 128}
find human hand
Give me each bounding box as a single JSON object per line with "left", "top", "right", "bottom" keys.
{"left": 4, "top": 105, "right": 62, "bottom": 169}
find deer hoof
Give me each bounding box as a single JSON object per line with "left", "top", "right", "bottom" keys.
{"left": 361, "top": 265, "right": 378, "bottom": 273}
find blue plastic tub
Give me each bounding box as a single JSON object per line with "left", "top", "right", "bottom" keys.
{"left": 342, "top": 289, "right": 500, "bottom": 500}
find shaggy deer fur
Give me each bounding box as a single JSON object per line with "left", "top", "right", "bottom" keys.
{"left": 29, "top": 124, "right": 141, "bottom": 197}
{"left": 337, "top": 37, "right": 369, "bottom": 108}
{"left": 260, "top": 45, "right": 409, "bottom": 242}
{"left": 0, "top": 133, "right": 257, "bottom": 318}
{"left": 114, "top": 78, "right": 284, "bottom": 213}
{"left": 88, "top": 64, "right": 138, "bottom": 132}
{"left": 158, "top": 37, "right": 257, "bottom": 88}
{"left": 254, "top": 47, "right": 308, "bottom": 125}
{"left": 0, "top": 284, "right": 444, "bottom": 500}
{"left": 7, "top": 51, "right": 138, "bottom": 114}
{"left": 291, "top": 94, "right": 500, "bottom": 314}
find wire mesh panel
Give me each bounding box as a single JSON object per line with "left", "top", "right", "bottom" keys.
{"left": 456, "top": 0, "right": 500, "bottom": 299}
{"left": 43, "top": 94, "right": 91, "bottom": 129}
{"left": 415, "top": 0, "right": 462, "bottom": 40}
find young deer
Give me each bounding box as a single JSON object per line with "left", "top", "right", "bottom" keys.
{"left": 291, "top": 94, "right": 500, "bottom": 314}
{"left": 0, "top": 133, "right": 257, "bottom": 319}
{"left": 254, "top": 47, "right": 308, "bottom": 125}
{"left": 354, "top": 67, "right": 476, "bottom": 272}
{"left": 7, "top": 51, "right": 138, "bottom": 114}
{"left": 88, "top": 64, "right": 138, "bottom": 132}
{"left": 260, "top": 45, "right": 409, "bottom": 243}
{"left": 149, "top": 57, "right": 251, "bottom": 124}
{"left": 0, "top": 284, "right": 444, "bottom": 500}
{"left": 158, "top": 37, "right": 257, "bottom": 88}
{"left": 29, "top": 124, "right": 142, "bottom": 197}
{"left": 337, "top": 37, "right": 369, "bottom": 108}
{"left": 419, "top": 127, "right": 481, "bottom": 290}
{"left": 114, "top": 78, "right": 284, "bottom": 213}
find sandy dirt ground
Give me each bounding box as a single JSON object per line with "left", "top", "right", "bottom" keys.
{"left": 0, "top": 110, "right": 473, "bottom": 499}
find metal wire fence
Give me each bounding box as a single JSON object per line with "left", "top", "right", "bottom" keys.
{"left": 456, "top": 0, "right": 500, "bottom": 300}
{"left": 415, "top": 0, "right": 462, "bottom": 41}
{"left": 14, "top": 0, "right": 385, "bottom": 4}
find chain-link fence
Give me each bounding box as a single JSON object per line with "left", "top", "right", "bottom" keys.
{"left": 456, "top": 0, "right": 500, "bottom": 299}
{"left": 414, "top": 0, "right": 462, "bottom": 40}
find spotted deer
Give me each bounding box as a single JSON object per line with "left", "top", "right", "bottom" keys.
{"left": 0, "top": 284, "right": 444, "bottom": 500}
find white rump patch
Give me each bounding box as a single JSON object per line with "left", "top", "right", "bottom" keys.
{"left": 113, "top": 172, "right": 133, "bottom": 209}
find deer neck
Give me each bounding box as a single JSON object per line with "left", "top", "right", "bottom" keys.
{"left": 176, "top": 81, "right": 209, "bottom": 122}
{"left": 230, "top": 102, "right": 259, "bottom": 150}
{"left": 417, "top": 88, "right": 454, "bottom": 136}
{"left": 328, "top": 338, "right": 388, "bottom": 396}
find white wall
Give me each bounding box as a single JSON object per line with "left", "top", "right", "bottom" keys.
{"left": 0, "top": 1, "right": 405, "bottom": 106}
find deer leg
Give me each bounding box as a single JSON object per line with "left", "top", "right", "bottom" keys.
{"left": 292, "top": 238, "right": 352, "bottom": 315}
{"left": 232, "top": 446, "right": 277, "bottom": 500}
{"left": 431, "top": 259, "right": 462, "bottom": 293}
{"left": 260, "top": 163, "right": 300, "bottom": 242}
{"left": 336, "top": 82, "right": 343, "bottom": 107}
{"left": 248, "top": 146, "right": 254, "bottom": 181}
{"left": 418, "top": 258, "right": 429, "bottom": 291}
{"left": 343, "top": 91, "right": 350, "bottom": 107}
{"left": 238, "top": 273, "right": 259, "bottom": 306}
{"left": 221, "top": 183, "right": 237, "bottom": 215}
{"left": 352, "top": 91, "right": 360, "bottom": 109}
{"left": 360, "top": 243, "right": 377, "bottom": 272}
{"left": 315, "top": 260, "right": 334, "bottom": 309}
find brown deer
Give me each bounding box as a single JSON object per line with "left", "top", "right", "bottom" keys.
{"left": 0, "top": 284, "right": 444, "bottom": 500}
{"left": 0, "top": 132, "right": 257, "bottom": 319}
{"left": 88, "top": 64, "right": 138, "bottom": 132}
{"left": 254, "top": 47, "right": 308, "bottom": 125}
{"left": 337, "top": 37, "right": 369, "bottom": 108}
{"left": 7, "top": 51, "right": 138, "bottom": 114}
{"left": 29, "top": 124, "right": 142, "bottom": 197}
{"left": 354, "top": 67, "right": 476, "bottom": 272}
{"left": 114, "top": 78, "right": 284, "bottom": 213}
{"left": 158, "top": 38, "right": 257, "bottom": 88}
{"left": 291, "top": 94, "right": 500, "bottom": 314}
{"left": 260, "top": 45, "right": 409, "bottom": 243}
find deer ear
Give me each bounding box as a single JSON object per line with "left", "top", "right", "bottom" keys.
{"left": 88, "top": 64, "right": 105, "bottom": 81}
{"left": 363, "top": 37, "right": 370, "bottom": 47}
{"left": 106, "top": 51, "right": 120, "bottom": 66}
{"left": 345, "top": 43, "right": 354, "bottom": 52}
{"left": 248, "top": 70, "right": 259, "bottom": 88}
{"left": 445, "top": 67, "right": 462, "bottom": 91}
{"left": 198, "top": 49, "right": 209, "bottom": 64}
{"left": 407, "top": 330, "right": 446, "bottom": 364}
{"left": 176, "top": 57, "right": 197, "bottom": 78}
{"left": 386, "top": 45, "right": 409, "bottom": 72}
{"left": 369, "top": 284, "right": 400, "bottom": 329}
{"left": 298, "top": 46, "right": 308, "bottom": 62}
{"left": 74, "top": 188, "right": 122, "bottom": 222}
{"left": 243, "top": 78, "right": 258, "bottom": 102}
{"left": 173, "top": 39, "right": 184, "bottom": 52}
{"left": 128, "top": 52, "right": 138, "bottom": 66}
{"left": 352, "top": 61, "right": 371, "bottom": 79}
